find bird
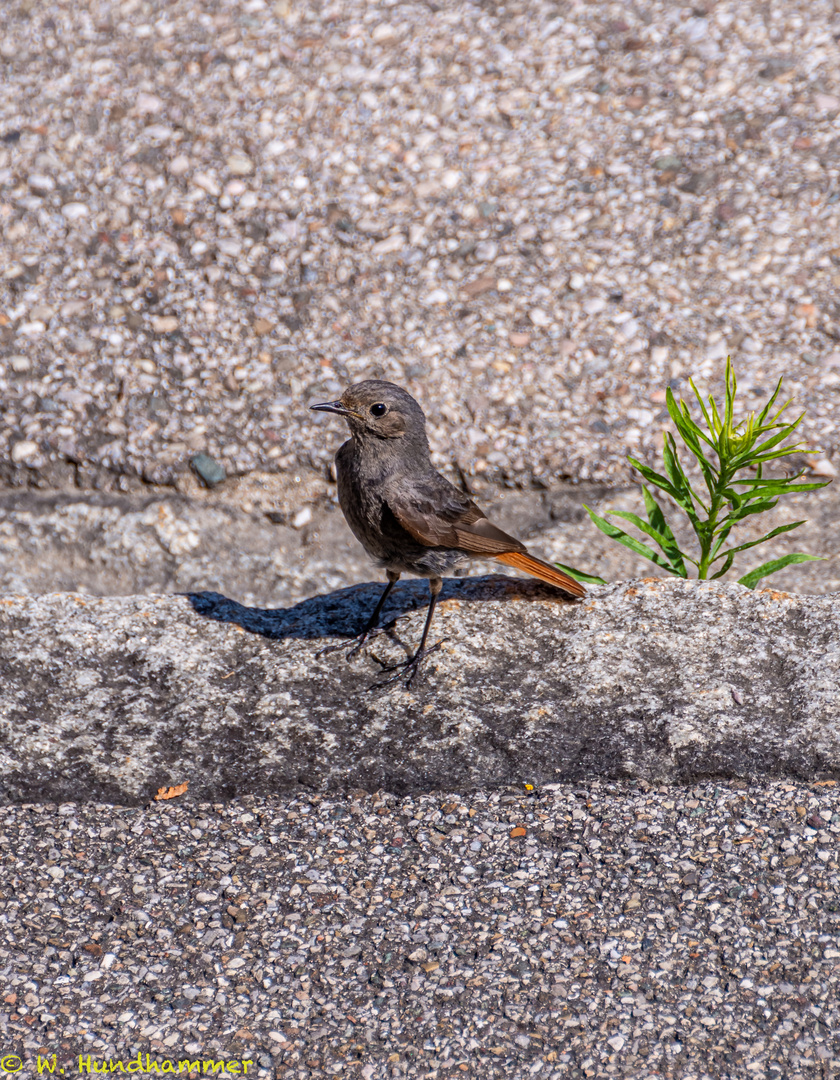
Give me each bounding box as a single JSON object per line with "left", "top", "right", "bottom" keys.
{"left": 310, "top": 379, "right": 585, "bottom": 688}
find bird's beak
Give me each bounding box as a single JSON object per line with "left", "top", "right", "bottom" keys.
{"left": 310, "top": 400, "right": 351, "bottom": 416}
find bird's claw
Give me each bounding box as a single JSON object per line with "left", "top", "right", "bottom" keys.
{"left": 317, "top": 621, "right": 397, "bottom": 662}
{"left": 367, "top": 639, "right": 445, "bottom": 691}
{"left": 316, "top": 639, "right": 351, "bottom": 658}
{"left": 345, "top": 632, "right": 381, "bottom": 661}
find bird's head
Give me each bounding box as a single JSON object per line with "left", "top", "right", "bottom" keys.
{"left": 310, "top": 379, "right": 427, "bottom": 442}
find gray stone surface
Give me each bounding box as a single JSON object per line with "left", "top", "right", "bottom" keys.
{"left": 0, "top": 477, "right": 615, "bottom": 605}
{"left": 2, "top": 579, "right": 839, "bottom": 806}
{"left": 2, "top": 475, "right": 838, "bottom": 606}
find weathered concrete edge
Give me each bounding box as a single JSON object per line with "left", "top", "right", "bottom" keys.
{"left": 1, "top": 578, "right": 839, "bottom": 804}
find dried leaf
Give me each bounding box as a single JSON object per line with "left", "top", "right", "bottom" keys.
{"left": 155, "top": 781, "right": 189, "bottom": 801}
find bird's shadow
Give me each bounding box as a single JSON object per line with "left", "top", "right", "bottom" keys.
{"left": 186, "top": 574, "right": 574, "bottom": 642}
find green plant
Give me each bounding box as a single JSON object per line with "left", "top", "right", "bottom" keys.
{"left": 558, "top": 359, "right": 829, "bottom": 589}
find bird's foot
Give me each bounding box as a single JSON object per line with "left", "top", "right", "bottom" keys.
{"left": 317, "top": 621, "right": 397, "bottom": 662}
{"left": 368, "top": 639, "right": 445, "bottom": 691}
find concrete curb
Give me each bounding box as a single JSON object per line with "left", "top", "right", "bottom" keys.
{"left": 2, "top": 578, "right": 838, "bottom": 803}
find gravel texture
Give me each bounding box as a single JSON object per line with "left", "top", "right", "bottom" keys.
{"left": 3, "top": 580, "right": 840, "bottom": 805}
{"left": 3, "top": 782, "right": 840, "bottom": 1078}
{"left": 2, "top": 0, "right": 840, "bottom": 492}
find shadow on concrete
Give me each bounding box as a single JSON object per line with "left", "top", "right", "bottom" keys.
{"left": 186, "top": 574, "right": 576, "bottom": 642}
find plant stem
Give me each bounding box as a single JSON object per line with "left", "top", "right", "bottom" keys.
{"left": 697, "top": 465, "right": 729, "bottom": 578}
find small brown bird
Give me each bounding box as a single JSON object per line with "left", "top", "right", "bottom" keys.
{"left": 311, "top": 380, "right": 584, "bottom": 687}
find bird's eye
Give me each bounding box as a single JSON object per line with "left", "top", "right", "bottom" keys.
{"left": 370, "top": 403, "right": 388, "bottom": 417}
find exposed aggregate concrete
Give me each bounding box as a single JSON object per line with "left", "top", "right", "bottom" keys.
{"left": 2, "top": 783, "right": 840, "bottom": 1079}
{"left": 2, "top": 0, "right": 840, "bottom": 493}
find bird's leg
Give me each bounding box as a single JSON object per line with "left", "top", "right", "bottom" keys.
{"left": 318, "top": 571, "right": 401, "bottom": 661}
{"left": 370, "top": 576, "right": 445, "bottom": 690}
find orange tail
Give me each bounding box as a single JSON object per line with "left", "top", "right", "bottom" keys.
{"left": 494, "top": 551, "right": 586, "bottom": 598}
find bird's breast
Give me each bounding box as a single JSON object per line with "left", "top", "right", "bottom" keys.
{"left": 334, "top": 442, "right": 391, "bottom": 559}
{"left": 334, "top": 441, "right": 441, "bottom": 570}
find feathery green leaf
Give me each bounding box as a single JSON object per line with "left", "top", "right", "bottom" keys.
{"left": 738, "top": 554, "right": 824, "bottom": 590}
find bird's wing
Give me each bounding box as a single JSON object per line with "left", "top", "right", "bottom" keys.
{"left": 385, "top": 476, "right": 585, "bottom": 597}
{"left": 385, "top": 477, "right": 526, "bottom": 555}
